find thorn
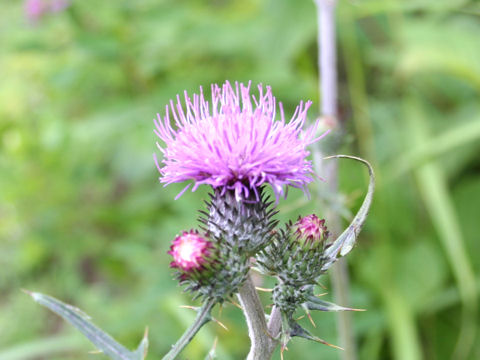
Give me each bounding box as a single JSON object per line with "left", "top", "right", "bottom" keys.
{"left": 179, "top": 305, "right": 196, "bottom": 311}
{"left": 315, "top": 292, "right": 328, "bottom": 297}
{"left": 143, "top": 326, "right": 149, "bottom": 339}
{"left": 317, "top": 282, "right": 327, "bottom": 290}
{"left": 306, "top": 312, "right": 316, "bottom": 328}
{"left": 229, "top": 299, "right": 243, "bottom": 310}
{"left": 280, "top": 344, "right": 289, "bottom": 360}
{"left": 212, "top": 317, "right": 228, "bottom": 331}
{"left": 88, "top": 350, "right": 103, "bottom": 354}
{"left": 255, "top": 287, "right": 273, "bottom": 292}
{"left": 218, "top": 304, "right": 223, "bottom": 317}
{"left": 206, "top": 337, "right": 218, "bottom": 359}
{"left": 314, "top": 338, "right": 344, "bottom": 351}
{"left": 295, "top": 315, "right": 305, "bottom": 321}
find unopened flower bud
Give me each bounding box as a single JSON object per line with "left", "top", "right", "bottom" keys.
{"left": 295, "top": 214, "right": 329, "bottom": 246}
{"left": 168, "top": 229, "right": 249, "bottom": 302}
{"left": 256, "top": 215, "right": 330, "bottom": 286}
{"left": 168, "top": 230, "right": 213, "bottom": 273}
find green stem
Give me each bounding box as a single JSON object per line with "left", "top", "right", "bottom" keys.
{"left": 237, "top": 274, "right": 278, "bottom": 360}
{"left": 162, "top": 299, "right": 216, "bottom": 360}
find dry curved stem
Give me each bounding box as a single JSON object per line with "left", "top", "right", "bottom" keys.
{"left": 321, "top": 155, "right": 375, "bottom": 270}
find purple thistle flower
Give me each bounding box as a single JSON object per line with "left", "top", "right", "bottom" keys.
{"left": 25, "top": 0, "right": 48, "bottom": 22}
{"left": 154, "top": 81, "right": 328, "bottom": 202}
{"left": 24, "top": 0, "right": 70, "bottom": 23}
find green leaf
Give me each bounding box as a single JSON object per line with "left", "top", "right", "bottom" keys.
{"left": 305, "top": 297, "right": 365, "bottom": 312}
{"left": 404, "top": 99, "right": 477, "bottom": 359}
{"left": 25, "top": 291, "right": 148, "bottom": 360}
{"left": 322, "top": 155, "right": 375, "bottom": 270}
{"left": 287, "top": 317, "right": 343, "bottom": 350}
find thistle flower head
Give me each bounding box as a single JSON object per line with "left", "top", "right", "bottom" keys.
{"left": 25, "top": 0, "right": 47, "bottom": 21}
{"left": 168, "top": 230, "right": 213, "bottom": 272}
{"left": 154, "top": 81, "right": 327, "bottom": 202}
{"left": 25, "top": 0, "right": 70, "bottom": 22}
{"left": 295, "top": 214, "right": 329, "bottom": 244}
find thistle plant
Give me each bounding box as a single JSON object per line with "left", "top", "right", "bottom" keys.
{"left": 26, "top": 81, "right": 374, "bottom": 360}
{"left": 156, "top": 82, "right": 374, "bottom": 359}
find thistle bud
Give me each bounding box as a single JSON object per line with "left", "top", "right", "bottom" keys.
{"left": 168, "top": 230, "right": 214, "bottom": 275}
{"left": 168, "top": 229, "right": 249, "bottom": 302}
{"left": 256, "top": 215, "right": 330, "bottom": 285}
{"left": 255, "top": 217, "right": 340, "bottom": 350}
{"left": 295, "top": 214, "right": 329, "bottom": 246}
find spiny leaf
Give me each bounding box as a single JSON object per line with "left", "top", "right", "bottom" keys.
{"left": 133, "top": 328, "right": 149, "bottom": 360}
{"left": 305, "top": 297, "right": 365, "bottom": 312}
{"left": 288, "top": 319, "right": 343, "bottom": 350}
{"left": 321, "top": 155, "right": 375, "bottom": 271}
{"left": 25, "top": 291, "right": 148, "bottom": 360}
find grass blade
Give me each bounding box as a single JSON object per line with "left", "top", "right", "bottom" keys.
{"left": 405, "top": 100, "right": 477, "bottom": 360}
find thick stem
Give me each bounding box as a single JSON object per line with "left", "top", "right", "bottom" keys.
{"left": 315, "top": 0, "right": 358, "bottom": 358}
{"left": 162, "top": 299, "right": 215, "bottom": 360}
{"left": 237, "top": 274, "right": 278, "bottom": 360}
{"left": 267, "top": 306, "right": 282, "bottom": 345}
{"left": 264, "top": 305, "right": 282, "bottom": 359}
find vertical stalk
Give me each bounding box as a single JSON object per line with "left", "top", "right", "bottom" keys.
{"left": 314, "top": 0, "right": 357, "bottom": 359}
{"left": 317, "top": 0, "right": 337, "bottom": 118}
{"left": 237, "top": 274, "right": 278, "bottom": 360}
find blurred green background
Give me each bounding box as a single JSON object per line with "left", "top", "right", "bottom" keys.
{"left": 1, "top": 0, "right": 480, "bottom": 359}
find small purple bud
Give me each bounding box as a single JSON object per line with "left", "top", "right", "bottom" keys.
{"left": 168, "top": 230, "right": 213, "bottom": 273}
{"left": 295, "top": 214, "right": 329, "bottom": 245}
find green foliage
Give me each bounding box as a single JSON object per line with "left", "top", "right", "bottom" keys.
{"left": 27, "top": 291, "right": 148, "bottom": 360}
{"left": 1, "top": 0, "right": 480, "bottom": 359}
